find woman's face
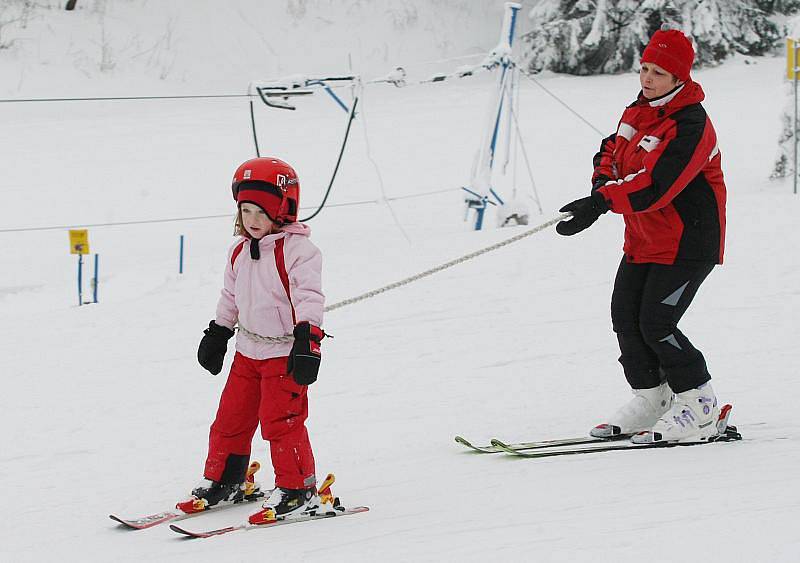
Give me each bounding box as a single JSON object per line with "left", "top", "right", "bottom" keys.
{"left": 639, "top": 62, "right": 681, "bottom": 99}
{"left": 240, "top": 202, "right": 274, "bottom": 238}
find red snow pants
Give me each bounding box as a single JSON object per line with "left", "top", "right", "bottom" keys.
{"left": 203, "top": 352, "right": 316, "bottom": 489}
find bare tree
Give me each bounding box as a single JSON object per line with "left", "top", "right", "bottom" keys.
{"left": 0, "top": 8, "right": 21, "bottom": 50}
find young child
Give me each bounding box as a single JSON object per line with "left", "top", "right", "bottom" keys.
{"left": 180, "top": 157, "right": 326, "bottom": 523}
{"left": 555, "top": 27, "right": 727, "bottom": 444}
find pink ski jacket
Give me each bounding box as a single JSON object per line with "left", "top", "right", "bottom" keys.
{"left": 214, "top": 222, "right": 324, "bottom": 360}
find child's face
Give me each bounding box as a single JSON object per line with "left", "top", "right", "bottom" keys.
{"left": 240, "top": 202, "right": 275, "bottom": 238}
{"left": 639, "top": 62, "right": 681, "bottom": 100}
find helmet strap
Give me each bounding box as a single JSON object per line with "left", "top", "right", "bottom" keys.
{"left": 250, "top": 238, "right": 261, "bottom": 260}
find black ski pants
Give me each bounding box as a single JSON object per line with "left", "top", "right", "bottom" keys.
{"left": 610, "top": 257, "right": 715, "bottom": 394}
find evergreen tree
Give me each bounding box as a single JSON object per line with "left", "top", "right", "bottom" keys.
{"left": 771, "top": 13, "right": 800, "bottom": 179}
{"left": 522, "top": 0, "right": 793, "bottom": 76}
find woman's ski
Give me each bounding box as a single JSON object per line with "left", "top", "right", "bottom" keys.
{"left": 490, "top": 425, "right": 742, "bottom": 458}
{"left": 457, "top": 404, "right": 742, "bottom": 459}
{"left": 454, "top": 434, "right": 629, "bottom": 454}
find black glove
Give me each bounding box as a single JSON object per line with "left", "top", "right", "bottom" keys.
{"left": 556, "top": 191, "right": 609, "bottom": 236}
{"left": 197, "top": 320, "right": 235, "bottom": 375}
{"left": 287, "top": 321, "right": 325, "bottom": 386}
{"left": 591, "top": 175, "right": 611, "bottom": 192}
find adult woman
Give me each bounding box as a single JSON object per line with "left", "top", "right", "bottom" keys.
{"left": 556, "top": 27, "right": 726, "bottom": 444}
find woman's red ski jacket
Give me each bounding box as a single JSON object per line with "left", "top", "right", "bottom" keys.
{"left": 593, "top": 80, "right": 726, "bottom": 265}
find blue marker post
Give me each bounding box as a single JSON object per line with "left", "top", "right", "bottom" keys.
{"left": 179, "top": 235, "right": 185, "bottom": 274}
{"left": 79, "top": 253, "right": 100, "bottom": 305}
{"left": 69, "top": 229, "right": 91, "bottom": 305}
{"left": 91, "top": 253, "right": 99, "bottom": 303}
{"left": 77, "top": 254, "right": 83, "bottom": 306}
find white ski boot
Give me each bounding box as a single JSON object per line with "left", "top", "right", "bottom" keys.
{"left": 590, "top": 382, "right": 673, "bottom": 438}
{"left": 632, "top": 382, "right": 719, "bottom": 444}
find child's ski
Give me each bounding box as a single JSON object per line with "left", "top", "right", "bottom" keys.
{"left": 170, "top": 505, "right": 370, "bottom": 539}
{"left": 110, "top": 494, "right": 266, "bottom": 530}
{"left": 110, "top": 510, "right": 198, "bottom": 530}
{"left": 109, "top": 461, "right": 265, "bottom": 530}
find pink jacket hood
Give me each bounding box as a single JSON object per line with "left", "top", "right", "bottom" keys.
{"left": 275, "top": 221, "right": 312, "bottom": 237}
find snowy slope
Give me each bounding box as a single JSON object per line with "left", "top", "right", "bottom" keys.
{"left": 1, "top": 3, "right": 799, "bottom": 563}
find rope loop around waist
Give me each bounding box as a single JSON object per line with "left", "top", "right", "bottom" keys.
{"left": 237, "top": 325, "right": 294, "bottom": 344}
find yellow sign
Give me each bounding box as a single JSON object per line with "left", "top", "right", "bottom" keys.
{"left": 788, "top": 38, "right": 799, "bottom": 80}
{"left": 69, "top": 229, "right": 90, "bottom": 255}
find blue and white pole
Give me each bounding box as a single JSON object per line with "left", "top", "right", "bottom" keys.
{"left": 463, "top": 2, "right": 521, "bottom": 230}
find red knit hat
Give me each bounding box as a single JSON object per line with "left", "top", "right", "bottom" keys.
{"left": 641, "top": 28, "right": 694, "bottom": 81}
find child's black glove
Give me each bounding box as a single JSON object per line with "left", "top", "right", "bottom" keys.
{"left": 556, "top": 191, "right": 609, "bottom": 236}
{"left": 197, "top": 320, "right": 235, "bottom": 375}
{"left": 287, "top": 321, "right": 325, "bottom": 386}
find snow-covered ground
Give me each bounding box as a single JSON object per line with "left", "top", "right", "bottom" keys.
{"left": 1, "top": 3, "right": 799, "bottom": 562}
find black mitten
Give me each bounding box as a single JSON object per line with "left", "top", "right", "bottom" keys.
{"left": 591, "top": 175, "right": 611, "bottom": 192}
{"left": 197, "top": 320, "right": 235, "bottom": 375}
{"left": 287, "top": 322, "right": 325, "bottom": 386}
{"left": 556, "top": 191, "right": 609, "bottom": 236}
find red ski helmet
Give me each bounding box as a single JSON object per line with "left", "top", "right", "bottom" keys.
{"left": 231, "top": 157, "right": 300, "bottom": 225}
